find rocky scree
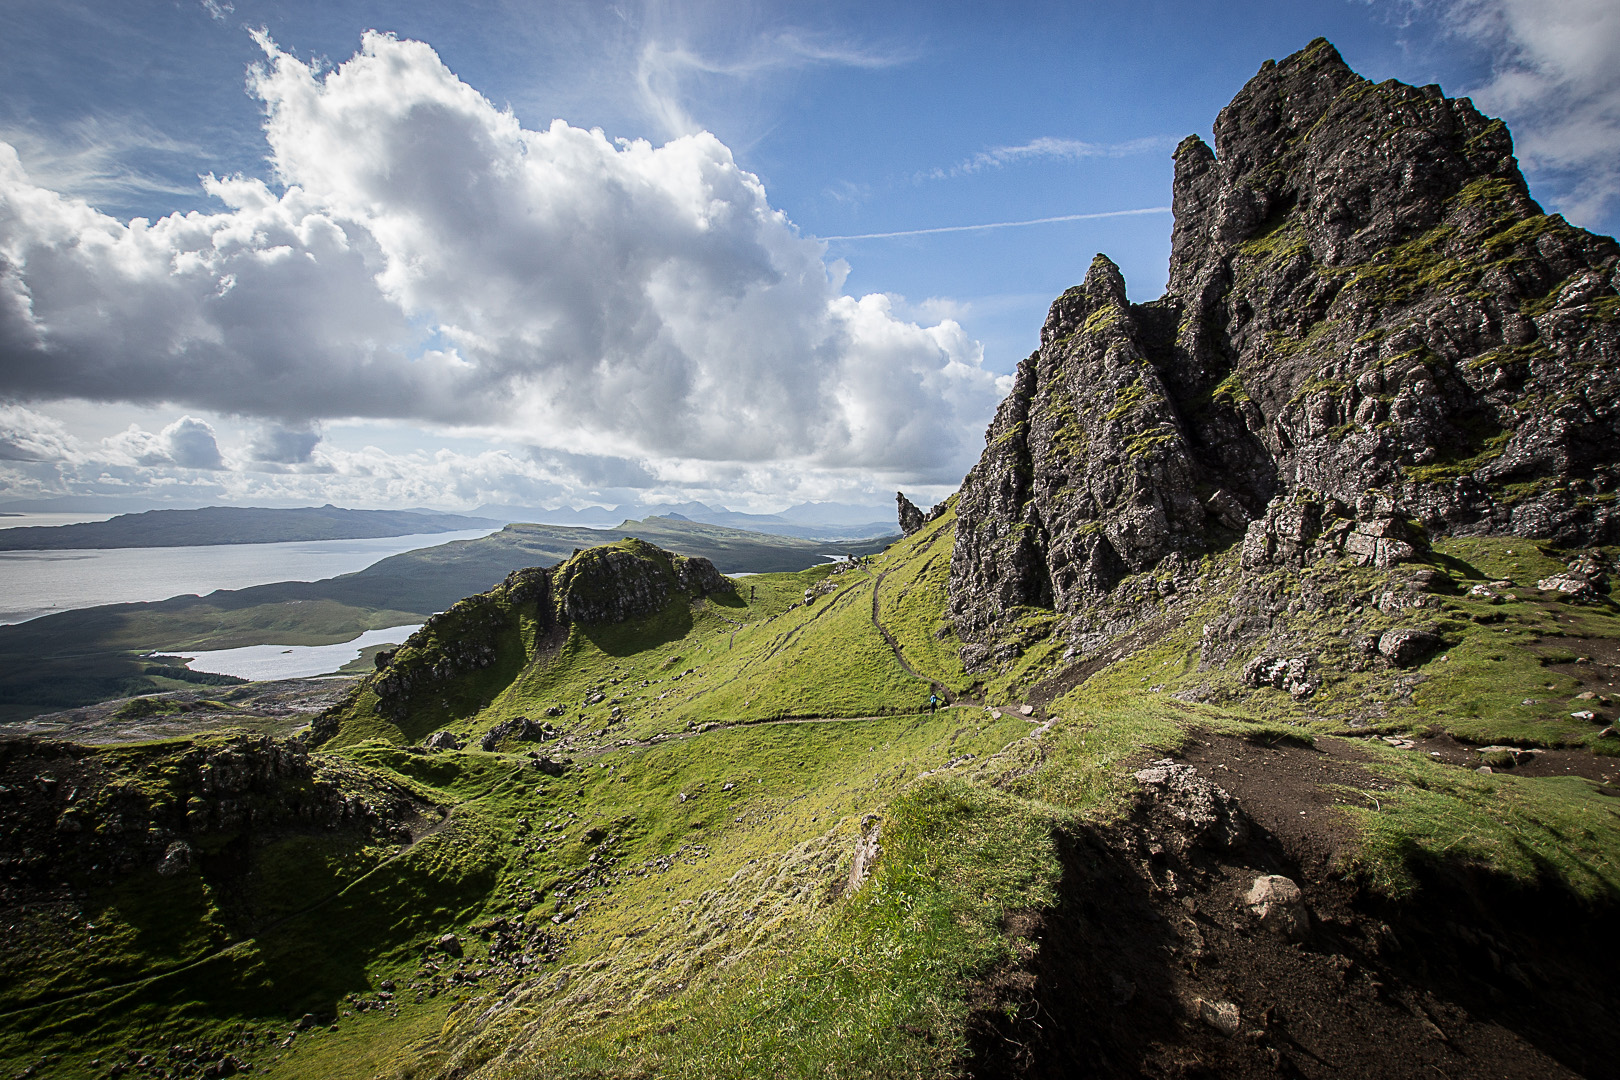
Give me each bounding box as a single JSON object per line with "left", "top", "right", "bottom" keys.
{"left": 949, "top": 38, "right": 1620, "bottom": 668}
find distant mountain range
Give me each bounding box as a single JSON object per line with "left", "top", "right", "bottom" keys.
{"left": 0, "top": 498, "right": 900, "bottom": 544}
{"left": 473, "top": 500, "right": 895, "bottom": 539}
{"left": 0, "top": 505, "right": 501, "bottom": 551}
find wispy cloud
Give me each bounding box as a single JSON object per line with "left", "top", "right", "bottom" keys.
{"left": 1428, "top": 0, "right": 1620, "bottom": 225}
{"left": 821, "top": 206, "right": 1171, "bottom": 242}
{"left": 636, "top": 28, "right": 911, "bottom": 138}
{"left": 0, "top": 116, "right": 202, "bottom": 207}
{"left": 918, "top": 135, "right": 1177, "bottom": 182}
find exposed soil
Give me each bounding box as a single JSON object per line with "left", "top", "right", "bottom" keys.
{"left": 1528, "top": 632, "right": 1620, "bottom": 728}
{"left": 965, "top": 731, "right": 1620, "bottom": 1079}
{"left": 1395, "top": 731, "right": 1620, "bottom": 785}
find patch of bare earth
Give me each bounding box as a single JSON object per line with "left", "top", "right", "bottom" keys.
{"left": 964, "top": 731, "right": 1620, "bottom": 1079}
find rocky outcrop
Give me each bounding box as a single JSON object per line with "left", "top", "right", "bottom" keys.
{"left": 551, "top": 539, "right": 731, "bottom": 625}
{"left": 0, "top": 734, "right": 420, "bottom": 904}
{"left": 896, "top": 492, "right": 948, "bottom": 537}
{"left": 479, "top": 717, "right": 557, "bottom": 752}
{"left": 949, "top": 38, "right": 1620, "bottom": 666}
{"left": 314, "top": 540, "right": 733, "bottom": 744}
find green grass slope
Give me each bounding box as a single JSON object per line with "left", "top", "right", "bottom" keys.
{"left": 5, "top": 513, "right": 1620, "bottom": 1079}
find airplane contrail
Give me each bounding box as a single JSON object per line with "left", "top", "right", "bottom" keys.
{"left": 820, "top": 206, "right": 1171, "bottom": 241}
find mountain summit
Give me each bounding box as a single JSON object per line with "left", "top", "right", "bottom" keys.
{"left": 949, "top": 38, "right": 1620, "bottom": 668}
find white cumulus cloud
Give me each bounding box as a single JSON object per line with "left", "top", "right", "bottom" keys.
{"left": 1441, "top": 0, "right": 1620, "bottom": 224}
{"left": 102, "top": 416, "right": 225, "bottom": 470}
{"left": 0, "top": 30, "right": 1003, "bottom": 491}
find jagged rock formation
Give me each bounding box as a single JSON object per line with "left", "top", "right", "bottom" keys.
{"left": 312, "top": 539, "right": 733, "bottom": 742}
{"left": 895, "top": 492, "right": 948, "bottom": 536}
{"left": 553, "top": 541, "right": 730, "bottom": 624}
{"left": 950, "top": 38, "right": 1620, "bottom": 666}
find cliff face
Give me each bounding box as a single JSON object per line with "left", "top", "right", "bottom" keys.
{"left": 950, "top": 38, "right": 1620, "bottom": 667}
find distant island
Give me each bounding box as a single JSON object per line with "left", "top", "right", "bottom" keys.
{"left": 0, "top": 505, "right": 502, "bottom": 551}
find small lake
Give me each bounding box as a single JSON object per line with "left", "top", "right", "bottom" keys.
{"left": 175, "top": 625, "right": 423, "bottom": 681}
{"left": 0, "top": 528, "right": 499, "bottom": 624}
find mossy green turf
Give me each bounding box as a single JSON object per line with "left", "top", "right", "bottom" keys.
{"left": 9, "top": 522, "right": 1620, "bottom": 1078}
{"left": 327, "top": 515, "right": 968, "bottom": 750}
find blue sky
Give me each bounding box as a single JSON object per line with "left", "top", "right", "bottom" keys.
{"left": 1, "top": 0, "right": 1615, "bottom": 513}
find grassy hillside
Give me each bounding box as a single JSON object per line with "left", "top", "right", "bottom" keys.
{"left": 4, "top": 510, "right": 1620, "bottom": 1078}
{"left": 0, "top": 519, "right": 896, "bottom": 723}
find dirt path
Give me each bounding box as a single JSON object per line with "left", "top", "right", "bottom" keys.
{"left": 865, "top": 532, "right": 965, "bottom": 705}
{"left": 968, "top": 729, "right": 1618, "bottom": 1079}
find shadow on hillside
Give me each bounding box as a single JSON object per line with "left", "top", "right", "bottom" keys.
{"left": 964, "top": 813, "right": 1620, "bottom": 1079}
{"left": 576, "top": 600, "right": 698, "bottom": 658}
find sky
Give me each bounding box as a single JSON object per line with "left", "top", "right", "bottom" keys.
{"left": 1, "top": 0, "right": 1617, "bottom": 515}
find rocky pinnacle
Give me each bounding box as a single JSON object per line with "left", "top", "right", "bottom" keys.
{"left": 948, "top": 38, "right": 1620, "bottom": 669}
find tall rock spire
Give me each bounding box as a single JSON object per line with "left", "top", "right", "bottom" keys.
{"left": 948, "top": 38, "right": 1620, "bottom": 670}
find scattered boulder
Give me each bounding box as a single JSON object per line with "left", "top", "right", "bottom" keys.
{"left": 436, "top": 933, "right": 463, "bottom": 958}
{"left": 1244, "top": 874, "right": 1309, "bottom": 939}
{"left": 480, "top": 718, "right": 552, "bottom": 752}
{"left": 1537, "top": 574, "right": 1601, "bottom": 602}
{"left": 1377, "top": 628, "right": 1441, "bottom": 667}
{"left": 1132, "top": 759, "right": 1246, "bottom": 852}
{"left": 156, "top": 840, "right": 194, "bottom": 877}
{"left": 527, "top": 754, "right": 566, "bottom": 776}
{"left": 1240, "top": 654, "right": 1318, "bottom": 699}
{"left": 423, "top": 730, "right": 462, "bottom": 751}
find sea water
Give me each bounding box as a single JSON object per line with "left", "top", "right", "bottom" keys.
{"left": 174, "top": 624, "right": 424, "bottom": 681}
{"left": 0, "top": 527, "right": 500, "bottom": 624}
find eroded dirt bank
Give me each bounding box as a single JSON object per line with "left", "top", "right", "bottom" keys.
{"left": 965, "top": 732, "right": 1620, "bottom": 1080}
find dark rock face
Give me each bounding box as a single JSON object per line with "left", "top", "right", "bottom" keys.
{"left": 950, "top": 38, "right": 1620, "bottom": 665}
{"left": 552, "top": 539, "right": 731, "bottom": 625}
{"left": 896, "top": 492, "right": 948, "bottom": 536}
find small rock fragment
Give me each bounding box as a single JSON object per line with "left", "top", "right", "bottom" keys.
{"left": 1244, "top": 874, "right": 1310, "bottom": 939}
{"left": 1197, "top": 998, "right": 1241, "bottom": 1037}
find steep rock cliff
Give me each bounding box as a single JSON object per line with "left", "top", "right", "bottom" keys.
{"left": 950, "top": 38, "right": 1620, "bottom": 667}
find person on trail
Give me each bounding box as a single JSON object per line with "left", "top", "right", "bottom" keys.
{"left": 929, "top": 693, "right": 939, "bottom": 713}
